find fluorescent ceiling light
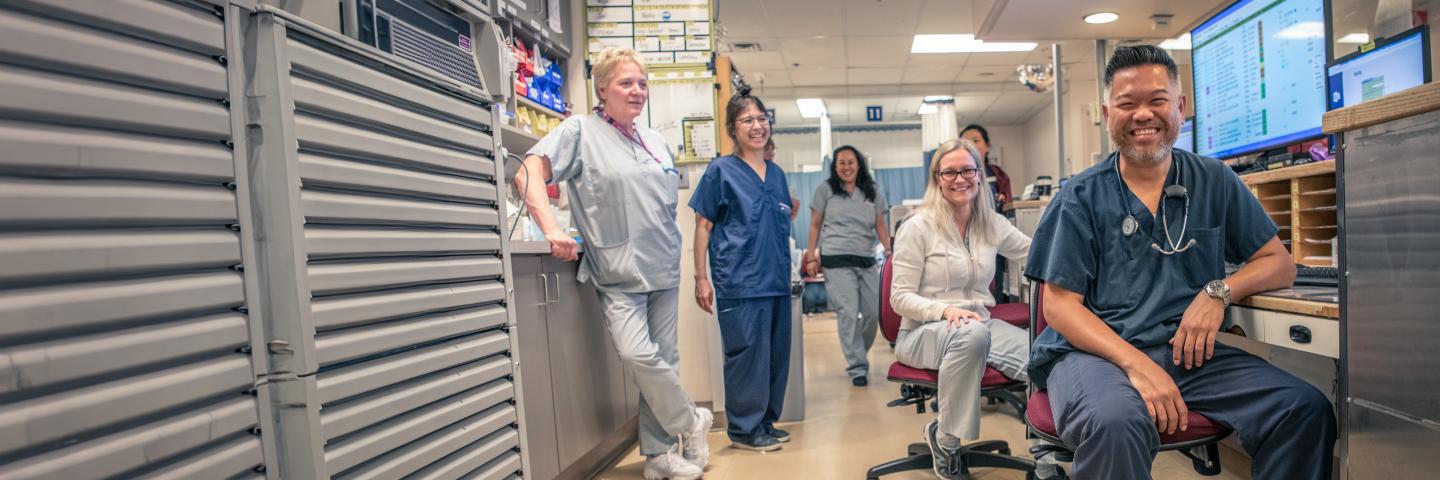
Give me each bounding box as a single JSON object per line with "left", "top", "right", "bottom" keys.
{"left": 1084, "top": 12, "right": 1119, "bottom": 24}
{"left": 1276, "top": 21, "right": 1325, "bottom": 40}
{"left": 916, "top": 103, "right": 939, "bottom": 115}
{"left": 1158, "top": 33, "right": 1191, "bottom": 50}
{"left": 1337, "top": 33, "right": 1370, "bottom": 44}
{"left": 923, "top": 95, "right": 954, "bottom": 102}
{"left": 796, "top": 98, "right": 827, "bottom": 118}
{"left": 911, "top": 34, "right": 1037, "bottom": 53}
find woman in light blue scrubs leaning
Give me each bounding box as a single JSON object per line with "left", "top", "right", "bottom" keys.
{"left": 804, "top": 145, "right": 890, "bottom": 386}
{"left": 690, "top": 90, "right": 794, "bottom": 452}
{"left": 514, "top": 48, "right": 711, "bottom": 480}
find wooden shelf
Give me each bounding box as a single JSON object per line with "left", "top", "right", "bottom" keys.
{"left": 1302, "top": 188, "right": 1337, "bottom": 196}
{"left": 1323, "top": 81, "right": 1440, "bottom": 133}
{"left": 1240, "top": 161, "right": 1336, "bottom": 185}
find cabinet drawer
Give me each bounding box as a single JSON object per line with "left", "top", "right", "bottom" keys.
{"left": 1258, "top": 310, "right": 1339, "bottom": 359}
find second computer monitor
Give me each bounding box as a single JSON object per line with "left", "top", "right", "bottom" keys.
{"left": 1327, "top": 25, "right": 1431, "bottom": 110}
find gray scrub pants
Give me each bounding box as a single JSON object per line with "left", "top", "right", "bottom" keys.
{"left": 1046, "top": 343, "right": 1334, "bottom": 479}
{"left": 596, "top": 287, "right": 696, "bottom": 456}
{"left": 894, "top": 317, "right": 1030, "bottom": 441}
{"left": 823, "top": 265, "right": 881, "bottom": 379}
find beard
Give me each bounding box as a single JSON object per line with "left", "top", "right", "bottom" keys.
{"left": 1111, "top": 120, "right": 1179, "bottom": 165}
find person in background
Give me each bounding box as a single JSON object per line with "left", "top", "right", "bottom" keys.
{"left": 1025, "top": 45, "right": 1331, "bottom": 479}
{"left": 691, "top": 90, "right": 794, "bottom": 452}
{"left": 961, "top": 124, "right": 1016, "bottom": 302}
{"left": 960, "top": 124, "right": 1013, "bottom": 212}
{"left": 804, "top": 145, "right": 891, "bottom": 386}
{"left": 514, "top": 48, "right": 711, "bottom": 480}
{"left": 889, "top": 139, "right": 1048, "bottom": 479}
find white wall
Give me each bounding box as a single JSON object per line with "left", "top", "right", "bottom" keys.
{"left": 1020, "top": 78, "right": 1105, "bottom": 184}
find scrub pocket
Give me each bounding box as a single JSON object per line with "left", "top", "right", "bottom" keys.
{"left": 585, "top": 241, "right": 641, "bottom": 286}
{"left": 1177, "top": 226, "right": 1224, "bottom": 287}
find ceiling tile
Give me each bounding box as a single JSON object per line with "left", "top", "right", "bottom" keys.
{"left": 963, "top": 51, "right": 1036, "bottom": 67}
{"left": 907, "top": 52, "right": 971, "bottom": 67}
{"left": 846, "top": 36, "right": 914, "bottom": 68}
{"left": 902, "top": 67, "right": 960, "bottom": 84}
{"left": 847, "top": 68, "right": 906, "bottom": 85}
{"left": 848, "top": 85, "right": 903, "bottom": 96}
{"left": 843, "top": 0, "right": 924, "bottom": 35}
{"left": 978, "top": 0, "right": 1229, "bottom": 42}
{"left": 955, "top": 65, "right": 1017, "bottom": 82}
{"left": 744, "top": 69, "right": 793, "bottom": 88}
{"left": 916, "top": 0, "right": 975, "bottom": 34}
{"left": 715, "top": 0, "right": 774, "bottom": 38}
{"left": 763, "top": 1, "right": 845, "bottom": 38}
{"left": 779, "top": 37, "right": 848, "bottom": 69}
{"left": 729, "top": 50, "right": 789, "bottom": 71}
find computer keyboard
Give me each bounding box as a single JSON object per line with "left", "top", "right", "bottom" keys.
{"left": 1295, "top": 265, "right": 1338, "bottom": 287}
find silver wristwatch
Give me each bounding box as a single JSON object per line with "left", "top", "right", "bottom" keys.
{"left": 1205, "top": 280, "right": 1231, "bottom": 306}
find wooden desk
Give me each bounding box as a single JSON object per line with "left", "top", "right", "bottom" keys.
{"left": 1225, "top": 287, "right": 1339, "bottom": 359}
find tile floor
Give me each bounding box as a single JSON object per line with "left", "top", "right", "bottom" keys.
{"left": 593, "top": 313, "right": 1252, "bottom": 479}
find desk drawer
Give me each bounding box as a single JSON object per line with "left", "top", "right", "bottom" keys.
{"left": 1258, "top": 310, "right": 1339, "bottom": 359}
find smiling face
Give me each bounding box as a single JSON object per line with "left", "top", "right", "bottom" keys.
{"left": 731, "top": 103, "right": 771, "bottom": 153}
{"left": 598, "top": 61, "right": 648, "bottom": 124}
{"left": 935, "top": 147, "right": 981, "bottom": 209}
{"left": 1104, "top": 64, "right": 1186, "bottom": 165}
{"left": 834, "top": 149, "right": 859, "bottom": 184}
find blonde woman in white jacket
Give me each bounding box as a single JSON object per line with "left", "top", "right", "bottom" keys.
{"left": 888, "top": 138, "right": 1044, "bottom": 479}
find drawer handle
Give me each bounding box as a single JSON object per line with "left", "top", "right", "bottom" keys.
{"left": 1289, "top": 325, "right": 1312, "bottom": 344}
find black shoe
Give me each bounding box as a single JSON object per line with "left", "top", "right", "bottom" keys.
{"left": 852, "top": 376, "right": 868, "bottom": 387}
{"left": 765, "top": 425, "right": 791, "bottom": 443}
{"left": 924, "top": 420, "right": 961, "bottom": 480}
{"left": 730, "top": 434, "right": 782, "bottom": 452}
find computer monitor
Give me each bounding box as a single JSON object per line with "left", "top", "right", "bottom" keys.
{"left": 1327, "top": 25, "right": 1431, "bottom": 110}
{"left": 1175, "top": 116, "right": 1195, "bottom": 153}
{"left": 1191, "top": 0, "right": 1329, "bottom": 159}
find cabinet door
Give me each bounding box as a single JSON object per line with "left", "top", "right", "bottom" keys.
{"left": 543, "top": 257, "right": 629, "bottom": 466}
{"left": 511, "top": 256, "right": 561, "bottom": 480}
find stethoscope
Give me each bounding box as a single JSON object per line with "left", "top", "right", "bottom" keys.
{"left": 1115, "top": 155, "right": 1196, "bottom": 255}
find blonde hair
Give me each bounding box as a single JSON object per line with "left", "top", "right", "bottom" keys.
{"left": 591, "top": 48, "right": 647, "bottom": 101}
{"left": 912, "top": 138, "right": 997, "bottom": 246}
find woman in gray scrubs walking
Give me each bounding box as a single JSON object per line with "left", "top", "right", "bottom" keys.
{"left": 803, "top": 145, "right": 891, "bottom": 386}
{"left": 513, "top": 48, "right": 711, "bottom": 480}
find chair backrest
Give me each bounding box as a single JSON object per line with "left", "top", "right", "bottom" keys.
{"left": 880, "top": 256, "right": 902, "bottom": 343}
{"left": 1028, "top": 281, "right": 1049, "bottom": 339}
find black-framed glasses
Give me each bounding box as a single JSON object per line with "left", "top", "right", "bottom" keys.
{"left": 736, "top": 115, "right": 771, "bottom": 127}
{"left": 935, "top": 168, "right": 981, "bottom": 181}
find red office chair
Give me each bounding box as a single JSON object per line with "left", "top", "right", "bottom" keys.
{"left": 1026, "top": 282, "right": 1230, "bottom": 477}
{"left": 866, "top": 256, "right": 1036, "bottom": 480}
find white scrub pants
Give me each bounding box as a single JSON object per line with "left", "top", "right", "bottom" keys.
{"left": 596, "top": 287, "right": 696, "bottom": 456}
{"left": 894, "top": 317, "right": 1029, "bottom": 441}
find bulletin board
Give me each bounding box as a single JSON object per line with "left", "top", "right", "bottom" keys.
{"left": 584, "top": 0, "right": 713, "bottom": 66}
{"left": 648, "top": 69, "right": 716, "bottom": 164}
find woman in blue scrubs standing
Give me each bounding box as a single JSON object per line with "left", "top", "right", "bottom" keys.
{"left": 690, "top": 89, "right": 794, "bottom": 452}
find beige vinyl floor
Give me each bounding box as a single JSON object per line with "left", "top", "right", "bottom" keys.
{"left": 593, "top": 312, "right": 1252, "bottom": 480}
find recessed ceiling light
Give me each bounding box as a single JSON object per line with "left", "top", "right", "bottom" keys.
{"left": 911, "top": 34, "right": 1037, "bottom": 53}
{"left": 916, "top": 103, "right": 939, "bottom": 115}
{"left": 796, "top": 98, "right": 827, "bottom": 118}
{"left": 1158, "top": 33, "right": 1191, "bottom": 50}
{"left": 1337, "top": 33, "right": 1370, "bottom": 44}
{"left": 1084, "top": 12, "right": 1119, "bottom": 24}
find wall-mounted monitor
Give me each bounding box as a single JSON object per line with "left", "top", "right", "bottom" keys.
{"left": 1191, "top": 0, "right": 1329, "bottom": 159}
{"left": 1327, "top": 25, "right": 1431, "bottom": 110}
{"left": 1175, "top": 116, "right": 1195, "bottom": 153}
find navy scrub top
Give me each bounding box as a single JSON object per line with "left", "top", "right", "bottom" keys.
{"left": 689, "top": 155, "right": 794, "bottom": 299}
{"left": 1023, "top": 149, "right": 1277, "bottom": 388}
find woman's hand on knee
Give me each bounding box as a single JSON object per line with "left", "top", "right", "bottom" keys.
{"left": 941, "top": 306, "right": 982, "bottom": 330}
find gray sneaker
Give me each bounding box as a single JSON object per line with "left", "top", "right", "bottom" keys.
{"left": 924, "top": 420, "right": 960, "bottom": 480}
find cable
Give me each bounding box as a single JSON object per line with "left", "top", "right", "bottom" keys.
{"left": 506, "top": 152, "right": 530, "bottom": 238}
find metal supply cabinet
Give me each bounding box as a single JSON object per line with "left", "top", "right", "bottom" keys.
{"left": 0, "top": 1, "right": 523, "bottom": 478}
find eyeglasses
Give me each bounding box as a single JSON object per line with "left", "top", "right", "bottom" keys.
{"left": 736, "top": 115, "right": 771, "bottom": 127}
{"left": 935, "top": 168, "right": 981, "bottom": 181}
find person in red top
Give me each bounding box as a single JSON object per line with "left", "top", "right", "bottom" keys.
{"left": 961, "top": 124, "right": 1013, "bottom": 213}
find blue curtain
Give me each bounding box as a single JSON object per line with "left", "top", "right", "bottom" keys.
{"left": 786, "top": 166, "right": 929, "bottom": 245}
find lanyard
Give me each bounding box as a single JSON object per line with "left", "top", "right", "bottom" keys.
{"left": 594, "top": 107, "right": 663, "bottom": 166}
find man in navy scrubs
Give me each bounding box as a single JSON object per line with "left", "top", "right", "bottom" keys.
{"left": 1025, "top": 45, "right": 1335, "bottom": 479}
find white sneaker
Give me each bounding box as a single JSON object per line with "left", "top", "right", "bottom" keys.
{"left": 681, "top": 407, "right": 713, "bottom": 469}
{"left": 643, "top": 451, "right": 703, "bottom": 480}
